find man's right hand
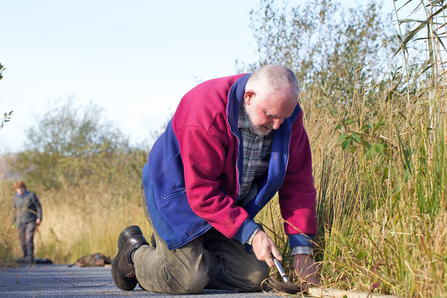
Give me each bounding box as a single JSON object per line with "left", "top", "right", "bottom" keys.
{"left": 251, "top": 230, "right": 282, "bottom": 267}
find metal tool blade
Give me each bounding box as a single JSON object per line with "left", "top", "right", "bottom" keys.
{"left": 273, "top": 258, "right": 289, "bottom": 283}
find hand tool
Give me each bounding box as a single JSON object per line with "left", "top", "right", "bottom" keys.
{"left": 267, "top": 257, "right": 302, "bottom": 294}
{"left": 273, "top": 257, "right": 290, "bottom": 283}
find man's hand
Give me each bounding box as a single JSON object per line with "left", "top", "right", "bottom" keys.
{"left": 293, "top": 254, "right": 319, "bottom": 285}
{"left": 36, "top": 218, "right": 41, "bottom": 226}
{"left": 251, "top": 230, "right": 282, "bottom": 267}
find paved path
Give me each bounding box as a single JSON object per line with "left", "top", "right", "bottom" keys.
{"left": 0, "top": 264, "right": 288, "bottom": 298}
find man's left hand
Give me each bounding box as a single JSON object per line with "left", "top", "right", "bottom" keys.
{"left": 36, "top": 218, "right": 41, "bottom": 226}
{"left": 293, "top": 254, "right": 319, "bottom": 285}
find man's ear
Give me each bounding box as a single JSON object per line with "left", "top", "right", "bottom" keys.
{"left": 244, "top": 90, "right": 255, "bottom": 105}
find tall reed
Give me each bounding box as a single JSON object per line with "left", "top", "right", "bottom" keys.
{"left": 0, "top": 177, "right": 16, "bottom": 267}
{"left": 32, "top": 183, "right": 152, "bottom": 264}
{"left": 258, "top": 69, "right": 446, "bottom": 297}
{"left": 253, "top": 1, "right": 447, "bottom": 296}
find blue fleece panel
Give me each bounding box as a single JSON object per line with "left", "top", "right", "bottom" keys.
{"left": 226, "top": 74, "right": 250, "bottom": 197}
{"left": 142, "top": 120, "right": 212, "bottom": 250}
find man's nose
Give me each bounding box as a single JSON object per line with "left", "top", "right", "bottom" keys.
{"left": 271, "top": 118, "right": 284, "bottom": 130}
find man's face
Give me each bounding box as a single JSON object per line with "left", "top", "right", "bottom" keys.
{"left": 244, "top": 88, "right": 297, "bottom": 136}
{"left": 15, "top": 187, "right": 26, "bottom": 196}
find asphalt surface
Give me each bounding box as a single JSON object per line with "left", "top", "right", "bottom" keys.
{"left": 0, "top": 264, "right": 293, "bottom": 298}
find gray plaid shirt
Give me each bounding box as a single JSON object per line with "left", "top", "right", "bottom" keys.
{"left": 238, "top": 103, "right": 313, "bottom": 255}
{"left": 237, "top": 104, "right": 273, "bottom": 200}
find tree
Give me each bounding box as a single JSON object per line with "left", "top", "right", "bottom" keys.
{"left": 12, "top": 97, "right": 147, "bottom": 191}
{"left": 0, "top": 63, "right": 4, "bottom": 81}
{"left": 237, "top": 0, "right": 398, "bottom": 107}
{"left": 0, "top": 63, "right": 13, "bottom": 129}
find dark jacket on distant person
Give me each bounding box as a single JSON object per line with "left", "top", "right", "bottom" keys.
{"left": 12, "top": 191, "right": 42, "bottom": 225}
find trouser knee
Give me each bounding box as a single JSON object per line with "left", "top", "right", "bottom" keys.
{"left": 138, "top": 262, "right": 209, "bottom": 295}
{"left": 243, "top": 269, "right": 270, "bottom": 292}
{"left": 176, "top": 270, "right": 209, "bottom": 294}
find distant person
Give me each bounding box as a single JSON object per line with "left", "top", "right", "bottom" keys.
{"left": 12, "top": 181, "right": 42, "bottom": 263}
{"left": 112, "top": 65, "right": 319, "bottom": 294}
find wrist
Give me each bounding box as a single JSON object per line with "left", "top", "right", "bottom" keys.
{"left": 245, "top": 226, "right": 261, "bottom": 245}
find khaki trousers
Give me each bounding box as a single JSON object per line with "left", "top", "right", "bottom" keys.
{"left": 135, "top": 185, "right": 269, "bottom": 294}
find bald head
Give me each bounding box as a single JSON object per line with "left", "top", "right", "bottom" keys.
{"left": 245, "top": 65, "right": 300, "bottom": 102}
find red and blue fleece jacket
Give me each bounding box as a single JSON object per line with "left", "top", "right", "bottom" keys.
{"left": 142, "top": 73, "right": 317, "bottom": 250}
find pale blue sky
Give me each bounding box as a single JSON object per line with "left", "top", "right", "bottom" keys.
{"left": 0, "top": 0, "right": 408, "bottom": 153}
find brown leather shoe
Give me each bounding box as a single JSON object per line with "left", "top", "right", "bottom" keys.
{"left": 112, "top": 225, "right": 149, "bottom": 291}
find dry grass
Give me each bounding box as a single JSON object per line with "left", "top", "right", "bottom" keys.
{"left": 297, "top": 75, "right": 446, "bottom": 296}
{"left": 0, "top": 177, "right": 16, "bottom": 267}
{"left": 32, "top": 185, "right": 152, "bottom": 264}
{"left": 256, "top": 62, "right": 446, "bottom": 297}
{"left": 1, "top": 178, "right": 152, "bottom": 265}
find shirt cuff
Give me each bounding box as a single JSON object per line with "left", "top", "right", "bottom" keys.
{"left": 245, "top": 226, "right": 261, "bottom": 245}
{"left": 291, "top": 245, "right": 313, "bottom": 255}
{"left": 233, "top": 219, "right": 260, "bottom": 244}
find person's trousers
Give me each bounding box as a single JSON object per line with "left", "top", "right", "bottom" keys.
{"left": 134, "top": 185, "right": 269, "bottom": 295}
{"left": 17, "top": 221, "right": 36, "bottom": 262}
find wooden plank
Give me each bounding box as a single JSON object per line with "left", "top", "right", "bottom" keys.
{"left": 308, "top": 287, "right": 401, "bottom": 298}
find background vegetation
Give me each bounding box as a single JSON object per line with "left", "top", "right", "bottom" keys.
{"left": 0, "top": 98, "right": 151, "bottom": 264}
{"left": 251, "top": 0, "right": 446, "bottom": 297}
{"left": 1, "top": 0, "right": 446, "bottom": 297}
{"left": 0, "top": 63, "right": 13, "bottom": 130}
